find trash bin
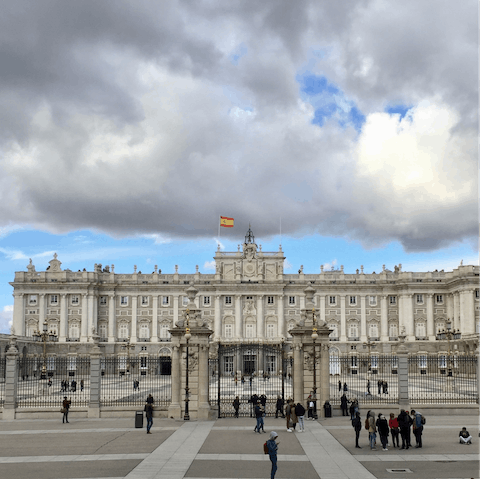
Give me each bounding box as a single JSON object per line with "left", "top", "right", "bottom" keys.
{"left": 135, "top": 410, "right": 144, "bottom": 428}
{"left": 323, "top": 401, "right": 332, "bottom": 418}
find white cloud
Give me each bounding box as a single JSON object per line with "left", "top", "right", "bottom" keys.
{"left": 0, "top": 305, "right": 13, "bottom": 334}
{"left": 284, "top": 259, "right": 293, "bottom": 270}
{"left": 215, "top": 239, "right": 225, "bottom": 251}
{"left": 203, "top": 260, "right": 216, "bottom": 271}
{"left": 323, "top": 259, "right": 338, "bottom": 270}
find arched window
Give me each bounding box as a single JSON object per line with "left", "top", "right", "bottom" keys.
{"left": 416, "top": 322, "right": 426, "bottom": 339}
{"left": 160, "top": 323, "right": 171, "bottom": 339}
{"left": 140, "top": 323, "right": 150, "bottom": 339}
{"left": 348, "top": 323, "right": 358, "bottom": 339}
{"left": 69, "top": 323, "right": 79, "bottom": 339}
{"left": 99, "top": 324, "right": 107, "bottom": 338}
{"left": 368, "top": 323, "right": 378, "bottom": 339}
{"left": 118, "top": 323, "right": 129, "bottom": 339}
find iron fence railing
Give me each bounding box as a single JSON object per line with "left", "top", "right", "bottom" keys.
{"left": 0, "top": 356, "right": 5, "bottom": 407}
{"left": 100, "top": 357, "right": 171, "bottom": 406}
{"left": 408, "top": 355, "right": 477, "bottom": 404}
{"left": 16, "top": 357, "right": 90, "bottom": 408}
{"left": 329, "top": 355, "right": 399, "bottom": 405}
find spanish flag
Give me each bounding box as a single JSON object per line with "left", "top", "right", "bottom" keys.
{"left": 220, "top": 216, "right": 234, "bottom": 228}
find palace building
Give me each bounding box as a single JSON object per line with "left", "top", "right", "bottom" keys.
{"left": 9, "top": 227, "right": 480, "bottom": 356}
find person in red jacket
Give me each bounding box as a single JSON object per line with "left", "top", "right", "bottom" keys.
{"left": 389, "top": 413, "right": 400, "bottom": 448}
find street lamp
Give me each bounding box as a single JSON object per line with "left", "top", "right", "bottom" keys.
{"left": 121, "top": 338, "right": 135, "bottom": 375}
{"left": 363, "top": 338, "right": 376, "bottom": 372}
{"left": 437, "top": 320, "right": 461, "bottom": 377}
{"left": 33, "top": 321, "right": 58, "bottom": 380}
{"left": 184, "top": 309, "right": 191, "bottom": 420}
{"left": 311, "top": 308, "right": 318, "bottom": 419}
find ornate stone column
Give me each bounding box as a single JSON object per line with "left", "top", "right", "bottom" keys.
{"left": 39, "top": 293, "right": 46, "bottom": 332}
{"left": 108, "top": 294, "right": 116, "bottom": 342}
{"left": 235, "top": 295, "right": 242, "bottom": 339}
{"left": 426, "top": 293, "right": 435, "bottom": 340}
{"left": 12, "top": 293, "right": 25, "bottom": 336}
{"left": 80, "top": 293, "right": 88, "bottom": 341}
{"left": 173, "top": 294, "right": 179, "bottom": 326}
{"left": 88, "top": 340, "right": 101, "bottom": 418}
{"left": 404, "top": 294, "right": 414, "bottom": 341}
{"left": 462, "top": 290, "right": 475, "bottom": 334}
{"left": 277, "top": 294, "right": 284, "bottom": 338}
{"left": 151, "top": 295, "right": 158, "bottom": 342}
{"left": 453, "top": 292, "right": 460, "bottom": 330}
{"left": 168, "top": 345, "right": 182, "bottom": 418}
{"left": 380, "top": 295, "right": 388, "bottom": 342}
{"left": 59, "top": 293, "right": 67, "bottom": 341}
{"left": 257, "top": 295, "right": 264, "bottom": 339}
{"left": 340, "top": 295, "right": 346, "bottom": 342}
{"left": 319, "top": 295, "right": 326, "bottom": 324}
{"left": 131, "top": 295, "right": 137, "bottom": 342}
{"left": 3, "top": 337, "right": 19, "bottom": 420}
{"left": 86, "top": 293, "right": 95, "bottom": 341}
{"left": 360, "top": 295, "right": 367, "bottom": 341}
{"left": 293, "top": 343, "right": 303, "bottom": 402}
{"left": 214, "top": 295, "right": 221, "bottom": 340}
{"left": 197, "top": 344, "right": 210, "bottom": 419}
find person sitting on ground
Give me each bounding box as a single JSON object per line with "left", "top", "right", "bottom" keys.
{"left": 459, "top": 427, "right": 472, "bottom": 445}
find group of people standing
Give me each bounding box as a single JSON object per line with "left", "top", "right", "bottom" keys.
{"left": 352, "top": 409, "right": 425, "bottom": 450}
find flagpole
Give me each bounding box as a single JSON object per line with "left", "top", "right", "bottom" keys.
{"left": 218, "top": 215, "right": 221, "bottom": 242}
{"left": 280, "top": 217, "right": 282, "bottom": 246}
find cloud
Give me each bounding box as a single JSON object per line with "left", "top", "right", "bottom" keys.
{"left": 0, "top": 305, "right": 13, "bottom": 334}
{"left": 0, "top": 1, "right": 476, "bottom": 254}
{"left": 323, "top": 259, "right": 338, "bottom": 270}
{"left": 203, "top": 260, "right": 216, "bottom": 271}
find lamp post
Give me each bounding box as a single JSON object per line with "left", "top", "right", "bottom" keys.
{"left": 311, "top": 308, "right": 318, "bottom": 419}
{"left": 437, "top": 320, "right": 461, "bottom": 391}
{"left": 33, "top": 321, "right": 58, "bottom": 381}
{"left": 363, "top": 338, "right": 376, "bottom": 372}
{"left": 184, "top": 309, "right": 191, "bottom": 420}
{"left": 121, "top": 338, "right": 135, "bottom": 376}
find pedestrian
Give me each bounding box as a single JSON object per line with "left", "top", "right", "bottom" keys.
{"left": 254, "top": 403, "right": 266, "bottom": 433}
{"left": 275, "top": 396, "right": 284, "bottom": 418}
{"left": 459, "top": 427, "right": 472, "bottom": 445}
{"left": 71, "top": 379, "right": 76, "bottom": 392}
{"left": 352, "top": 411, "right": 362, "bottom": 448}
{"left": 353, "top": 398, "right": 359, "bottom": 416}
{"left": 410, "top": 410, "right": 423, "bottom": 448}
{"left": 343, "top": 382, "right": 348, "bottom": 392}
{"left": 338, "top": 380, "right": 342, "bottom": 392}
{"left": 389, "top": 413, "right": 400, "bottom": 448}
{"left": 367, "top": 410, "right": 377, "bottom": 450}
{"left": 376, "top": 413, "right": 389, "bottom": 451}
{"left": 266, "top": 431, "right": 279, "bottom": 479}
{"left": 340, "top": 393, "right": 349, "bottom": 416}
{"left": 62, "top": 396, "right": 71, "bottom": 423}
{"left": 295, "top": 402, "right": 306, "bottom": 432}
{"left": 285, "top": 400, "right": 293, "bottom": 432}
{"left": 290, "top": 402, "right": 298, "bottom": 432}
{"left": 145, "top": 401, "right": 153, "bottom": 434}
{"left": 146, "top": 393, "right": 154, "bottom": 405}
{"left": 398, "top": 409, "right": 411, "bottom": 449}
{"left": 383, "top": 381, "right": 388, "bottom": 394}
{"left": 233, "top": 396, "right": 240, "bottom": 418}
{"left": 308, "top": 396, "right": 315, "bottom": 419}
{"left": 377, "top": 380, "right": 382, "bottom": 395}
{"left": 80, "top": 379, "right": 84, "bottom": 392}
{"left": 349, "top": 400, "right": 356, "bottom": 420}
{"left": 367, "top": 379, "right": 371, "bottom": 395}
{"left": 48, "top": 378, "right": 52, "bottom": 388}
{"left": 260, "top": 394, "right": 267, "bottom": 409}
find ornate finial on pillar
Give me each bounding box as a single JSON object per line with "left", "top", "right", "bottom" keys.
{"left": 154, "top": 265, "right": 158, "bottom": 273}
{"left": 382, "top": 264, "right": 386, "bottom": 271}
{"left": 320, "top": 265, "right": 324, "bottom": 273}
{"left": 111, "top": 264, "right": 115, "bottom": 272}
{"left": 134, "top": 265, "right": 137, "bottom": 273}
{"left": 27, "top": 259, "right": 36, "bottom": 272}
{"left": 340, "top": 265, "right": 344, "bottom": 272}
{"left": 196, "top": 265, "right": 199, "bottom": 273}
{"left": 361, "top": 265, "right": 364, "bottom": 274}
{"left": 175, "top": 265, "right": 179, "bottom": 273}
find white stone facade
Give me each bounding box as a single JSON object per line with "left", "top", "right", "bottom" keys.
{"left": 10, "top": 230, "right": 480, "bottom": 354}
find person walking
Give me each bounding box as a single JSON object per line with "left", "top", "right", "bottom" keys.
{"left": 145, "top": 402, "right": 153, "bottom": 434}
{"left": 275, "top": 396, "right": 284, "bottom": 419}
{"left": 338, "top": 380, "right": 342, "bottom": 392}
{"left": 367, "top": 410, "right": 377, "bottom": 450}
{"left": 377, "top": 380, "right": 382, "bottom": 395}
{"left": 80, "top": 379, "right": 84, "bottom": 392}
{"left": 290, "top": 402, "right": 298, "bottom": 432}
{"left": 366, "top": 379, "right": 371, "bottom": 395}
{"left": 233, "top": 396, "right": 240, "bottom": 418}
{"left": 62, "top": 396, "right": 71, "bottom": 423}
{"left": 295, "top": 402, "right": 306, "bottom": 432}
{"left": 352, "top": 411, "right": 362, "bottom": 448}
{"left": 411, "top": 410, "right": 423, "bottom": 448}
{"left": 343, "top": 382, "right": 348, "bottom": 393}
{"left": 389, "top": 413, "right": 400, "bottom": 448}
{"left": 349, "top": 400, "right": 356, "bottom": 420}
{"left": 254, "top": 403, "right": 266, "bottom": 433}
{"left": 376, "top": 413, "right": 389, "bottom": 451}
{"left": 340, "top": 393, "right": 349, "bottom": 416}
{"left": 398, "top": 409, "right": 411, "bottom": 449}
{"left": 266, "top": 431, "right": 279, "bottom": 479}
{"left": 146, "top": 393, "right": 154, "bottom": 405}
{"left": 285, "top": 400, "right": 293, "bottom": 432}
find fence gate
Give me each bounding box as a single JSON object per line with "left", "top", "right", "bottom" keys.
{"left": 210, "top": 343, "right": 292, "bottom": 418}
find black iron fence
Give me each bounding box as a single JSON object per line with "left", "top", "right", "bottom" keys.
{"left": 408, "top": 355, "right": 477, "bottom": 404}
{"left": 210, "top": 343, "right": 293, "bottom": 417}
{"left": 329, "top": 355, "right": 399, "bottom": 405}
{"left": 100, "top": 357, "right": 171, "bottom": 406}
{"left": 16, "top": 357, "right": 90, "bottom": 408}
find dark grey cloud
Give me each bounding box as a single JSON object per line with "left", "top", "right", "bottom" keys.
{"left": 0, "top": 0, "right": 477, "bottom": 253}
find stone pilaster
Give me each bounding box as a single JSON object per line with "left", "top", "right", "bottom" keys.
{"left": 12, "top": 293, "right": 25, "bottom": 336}
{"left": 426, "top": 293, "right": 435, "bottom": 340}
{"left": 88, "top": 342, "right": 101, "bottom": 418}
{"left": 108, "top": 294, "right": 116, "bottom": 342}
{"left": 214, "top": 295, "right": 221, "bottom": 340}
{"left": 257, "top": 295, "right": 264, "bottom": 339}
{"left": 59, "top": 293, "right": 67, "bottom": 341}
{"left": 340, "top": 295, "right": 346, "bottom": 342}
{"left": 235, "top": 295, "right": 242, "bottom": 338}
{"left": 4, "top": 338, "right": 19, "bottom": 420}
{"left": 151, "top": 295, "right": 158, "bottom": 342}
{"left": 360, "top": 295, "right": 367, "bottom": 341}
{"left": 380, "top": 295, "right": 388, "bottom": 342}
{"left": 277, "top": 294, "right": 284, "bottom": 338}
{"left": 131, "top": 295, "right": 137, "bottom": 342}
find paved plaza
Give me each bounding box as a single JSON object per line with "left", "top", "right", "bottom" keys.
{"left": 0, "top": 412, "right": 478, "bottom": 479}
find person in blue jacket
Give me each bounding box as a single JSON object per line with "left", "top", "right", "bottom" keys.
{"left": 267, "top": 431, "right": 279, "bottom": 479}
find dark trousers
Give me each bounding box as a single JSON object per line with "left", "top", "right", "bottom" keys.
{"left": 414, "top": 426, "right": 423, "bottom": 447}
{"left": 380, "top": 434, "right": 388, "bottom": 449}
{"left": 341, "top": 407, "right": 348, "bottom": 416}
{"left": 270, "top": 454, "right": 277, "bottom": 479}
{"left": 275, "top": 407, "right": 284, "bottom": 418}
{"left": 234, "top": 408, "right": 239, "bottom": 418}
{"left": 355, "top": 430, "right": 360, "bottom": 447}
{"left": 63, "top": 410, "right": 69, "bottom": 423}
{"left": 400, "top": 427, "right": 411, "bottom": 448}
{"left": 391, "top": 429, "right": 400, "bottom": 447}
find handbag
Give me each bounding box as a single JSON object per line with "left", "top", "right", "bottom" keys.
{"left": 60, "top": 407, "right": 66, "bottom": 413}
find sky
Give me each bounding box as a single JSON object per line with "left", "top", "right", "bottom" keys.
{"left": 0, "top": 1, "right": 478, "bottom": 333}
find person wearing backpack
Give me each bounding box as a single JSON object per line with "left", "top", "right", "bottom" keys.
{"left": 367, "top": 410, "right": 377, "bottom": 450}
{"left": 266, "top": 431, "right": 279, "bottom": 479}
{"left": 295, "top": 402, "right": 306, "bottom": 432}
{"left": 410, "top": 410, "right": 424, "bottom": 448}
{"left": 233, "top": 396, "right": 240, "bottom": 418}
{"left": 352, "top": 411, "right": 362, "bottom": 448}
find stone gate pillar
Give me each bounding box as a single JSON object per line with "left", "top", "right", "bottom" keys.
{"left": 4, "top": 336, "right": 19, "bottom": 420}
{"left": 168, "top": 286, "right": 213, "bottom": 420}
{"left": 88, "top": 338, "right": 101, "bottom": 418}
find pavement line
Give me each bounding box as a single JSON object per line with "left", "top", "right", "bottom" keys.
{"left": 297, "top": 421, "right": 377, "bottom": 479}
{"left": 124, "top": 420, "right": 215, "bottom": 479}
{"left": 0, "top": 453, "right": 148, "bottom": 463}
{"left": 355, "top": 453, "right": 479, "bottom": 462}
{"left": 0, "top": 427, "right": 179, "bottom": 435}
{"left": 195, "top": 453, "right": 308, "bottom": 461}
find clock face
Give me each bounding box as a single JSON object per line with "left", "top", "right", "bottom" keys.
{"left": 245, "top": 263, "right": 255, "bottom": 274}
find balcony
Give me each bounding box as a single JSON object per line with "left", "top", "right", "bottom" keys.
{"left": 66, "top": 338, "right": 79, "bottom": 342}
{"left": 348, "top": 337, "right": 360, "bottom": 341}
{"left": 389, "top": 337, "right": 399, "bottom": 341}
{"left": 138, "top": 338, "right": 150, "bottom": 342}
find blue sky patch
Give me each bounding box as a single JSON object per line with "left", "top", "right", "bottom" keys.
{"left": 385, "top": 104, "right": 412, "bottom": 120}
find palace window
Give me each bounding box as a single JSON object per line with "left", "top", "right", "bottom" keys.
{"left": 389, "top": 323, "right": 398, "bottom": 338}
{"left": 245, "top": 324, "right": 254, "bottom": 338}
{"left": 371, "top": 355, "right": 379, "bottom": 368}
{"left": 162, "top": 296, "right": 169, "bottom": 306}
{"left": 348, "top": 323, "right": 358, "bottom": 338}
{"left": 368, "top": 323, "right": 378, "bottom": 339}
{"left": 349, "top": 296, "right": 357, "bottom": 305}
{"left": 350, "top": 355, "right": 358, "bottom": 367}
{"left": 69, "top": 323, "right": 79, "bottom": 339}
{"left": 329, "top": 296, "right": 336, "bottom": 305}
{"left": 182, "top": 296, "right": 189, "bottom": 306}
{"left": 141, "top": 296, "right": 149, "bottom": 305}
{"left": 140, "top": 324, "right": 149, "bottom": 339}
{"left": 288, "top": 296, "right": 296, "bottom": 305}
{"left": 223, "top": 356, "right": 234, "bottom": 374}
{"left": 246, "top": 296, "right": 253, "bottom": 300}
{"left": 389, "top": 296, "right": 396, "bottom": 305}
{"left": 71, "top": 295, "right": 79, "bottom": 305}
{"left": 418, "top": 355, "right": 427, "bottom": 369}
{"left": 99, "top": 324, "right": 107, "bottom": 339}
{"left": 204, "top": 296, "right": 211, "bottom": 306}
{"left": 266, "top": 355, "right": 277, "bottom": 374}
{"left": 160, "top": 323, "right": 171, "bottom": 339}
{"left": 120, "top": 296, "right": 128, "bottom": 305}
{"left": 438, "top": 355, "right": 447, "bottom": 369}
{"left": 100, "top": 296, "right": 107, "bottom": 305}
{"left": 436, "top": 294, "right": 443, "bottom": 304}
{"left": 140, "top": 356, "right": 147, "bottom": 369}
{"left": 118, "top": 324, "right": 129, "bottom": 339}
{"left": 224, "top": 324, "right": 233, "bottom": 338}
{"left": 50, "top": 295, "right": 58, "bottom": 304}
{"left": 225, "top": 296, "right": 232, "bottom": 305}
{"left": 416, "top": 322, "right": 426, "bottom": 338}
{"left": 476, "top": 290, "right": 479, "bottom": 299}
{"left": 369, "top": 296, "right": 377, "bottom": 306}
{"left": 416, "top": 294, "right": 424, "bottom": 304}
{"left": 29, "top": 295, "right": 37, "bottom": 304}
{"left": 267, "top": 296, "right": 274, "bottom": 304}
{"left": 266, "top": 324, "right": 275, "bottom": 338}
{"left": 328, "top": 323, "right": 338, "bottom": 339}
